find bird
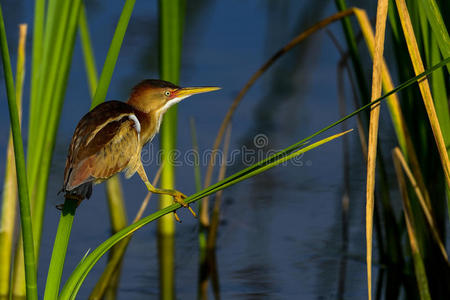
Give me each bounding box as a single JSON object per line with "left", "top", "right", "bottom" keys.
{"left": 60, "top": 79, "right": 220, "bottom": 221}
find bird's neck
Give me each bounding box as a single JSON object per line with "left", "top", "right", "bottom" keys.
{"left": 130, "top": 105, "right": 167, "bottom": 145}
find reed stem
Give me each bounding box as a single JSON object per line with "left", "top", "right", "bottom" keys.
{"left": 0, "top": 6, "right": 37, "bottom": 300}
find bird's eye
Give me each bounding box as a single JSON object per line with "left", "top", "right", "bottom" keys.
{"left": 164, "top": 91, "right": 171, "bottom": 97}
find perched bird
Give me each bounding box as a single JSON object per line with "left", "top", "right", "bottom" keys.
{"left": 61, "top": 79, "right": 220, "bottom": 220}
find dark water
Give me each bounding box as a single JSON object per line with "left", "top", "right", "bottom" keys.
{"left": 0, "top": 0, "right": 382, "bottom": 298}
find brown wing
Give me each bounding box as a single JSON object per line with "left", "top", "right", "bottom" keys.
{"left": 63, "top": 101, "right": 140, "bottom": 191}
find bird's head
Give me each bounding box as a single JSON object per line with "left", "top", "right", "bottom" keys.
{"left": 127, "top": 79, "right": 220, "bottom": 114}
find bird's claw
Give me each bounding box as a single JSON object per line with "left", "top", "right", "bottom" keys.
{"left": 172, "top": 190, "right": 196, "bottom": 222}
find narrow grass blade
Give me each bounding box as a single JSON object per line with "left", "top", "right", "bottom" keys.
{"left": 28, "top": 0, "right": 57, "bottom": 152}
{"left": 90, "top": 0, "right": 136, "bottom": 108}
{"left": 60, "top": 129, "right": 353, "bottom": 299}
{"left": 392, "top": 150, "right": 431, "bottom": 300}
{"left": 0, "top": 23, "right": 27, "bottom": 297}
{"left": 27, "top": 0, "right": 45, "bottom": 148}
{"left": 78, "top": 3, "right": 98, "bottom": 95}
{"left": 0, "top": 7, "right": 37, "bottom": 300}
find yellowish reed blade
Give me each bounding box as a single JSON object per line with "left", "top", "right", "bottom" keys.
{"left": 105, "top": 176, "right": 128, "bottom": 232}
{"left": 353, "top": 8, "right": 406, "bottom": 153}
{"left": 362, "top": 1, "right": 388, "bottom": 299}
{"left": 394, "top": 0, "right": 450, "bottom": 188}
{"left": 0, "top": 24, "right": 27, "bottom": 297}
{"left": 392, "top": 150, "right": 431, "bottom": 300}
{"left": 392, "top": 148, "right": 448, "bottom": 263}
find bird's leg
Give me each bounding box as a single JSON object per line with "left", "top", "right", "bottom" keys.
{"left": 136, "top": 163, "right": 196, "bottom": 221}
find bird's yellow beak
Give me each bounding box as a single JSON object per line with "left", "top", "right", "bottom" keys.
{"left": 173, "top": 86, "right": 221, "bottom": 99}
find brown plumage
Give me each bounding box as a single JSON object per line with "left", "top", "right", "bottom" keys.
{"left": 61, "top": 79, "right": 220, "bottom": 219}
{"left": 63, "top": 101, "right": 140, "bottom": 200}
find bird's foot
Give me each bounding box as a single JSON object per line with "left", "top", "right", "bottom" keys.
{"left": 56, "top": 196, "right": 82, "bottom": 211}
{"left": 171, "top": 190, "right": 196, "bottom": 222}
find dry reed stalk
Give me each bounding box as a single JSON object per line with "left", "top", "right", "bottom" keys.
{"left": 363, "top": 1, "right": 388, "bottom": 299}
